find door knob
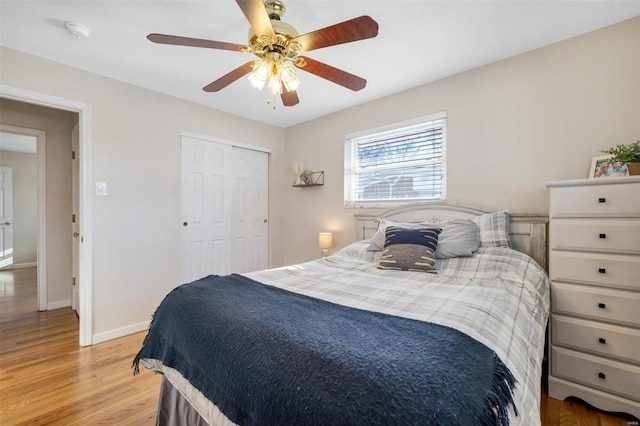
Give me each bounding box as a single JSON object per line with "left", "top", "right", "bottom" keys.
{"left": 73, "top": 232, "right": 80, "bottom": 238}
{"left": 3, "top": 222, "right": 10, "bottom": 225}
{"left": 263, "top": 219, "right": 268, "bottom": 223}
{"left": 183, "top": 222, "right": 189, "bottom": 227}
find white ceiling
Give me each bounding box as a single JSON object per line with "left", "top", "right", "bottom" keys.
{"left": 1, "top": 1, "right": 639, "bottom": 128}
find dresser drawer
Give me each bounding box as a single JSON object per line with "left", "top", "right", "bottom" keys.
{"left": 552, "top": 282, "right": 640, "bottom": 327}
{"left": 550, "top": 251, "right": 640, "bottom": 291}
{"left": 550, "top": 219, "right": 640, "bottom": 254}
{"left": 552, "top": 346, "right": 640, "bottom": 402}
{"left": 549, "top": 182, "right": 640, "bottom": 217}
{"left": 551, "top": 315, "right": 640, "bottom": 364}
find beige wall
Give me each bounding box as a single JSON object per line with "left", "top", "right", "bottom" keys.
{"left": 1, "top": 47, "right": 286, "bottom": 338}
{"left": 1, "top": 16, "right": 638, "bottom": 340}
{"left": 0, "top": 101, "right": 76, "bottom": 305}
{"left": 0, "top": 149, "right": 37, "bottom": 266}
{"left": 283, "top": 17, "right": 640, "bottom": 265}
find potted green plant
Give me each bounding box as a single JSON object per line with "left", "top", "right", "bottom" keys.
{"left": 602, "top": 140, "right": 640, "bottom": 176}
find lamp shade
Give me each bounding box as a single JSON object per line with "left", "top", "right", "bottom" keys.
{"left": 318, "top": 232, "right": 333, "bottom": 249}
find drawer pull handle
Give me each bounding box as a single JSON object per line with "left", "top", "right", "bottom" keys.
{"left": 598, "top": 268, "right": 606, "bottom": 274}
{"left": 598, "top": 372, "right": 606, "bottom": 380}
{"left": 598, "top": 303, "right": 606, "bottom": 309}
{"left": 599, "top": 338, "right": 606, "bottom": 344}
{"left": 599, "top": 233, "right": 606, "bottom": 239}
{"left": 598, "top": 197, "right": 606, "bottom": 203}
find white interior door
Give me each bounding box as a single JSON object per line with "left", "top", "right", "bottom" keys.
{"left": 0, "top": 167, "right": 14, "bottom": 268}
{"left": 71, "top": 123, "right": 80, "bottom": 312}
{"left": 232, "top": 147, "right": 269, "bottom": 273}
{"left": 181, "top": 136, "right": 233, "bottom": 282}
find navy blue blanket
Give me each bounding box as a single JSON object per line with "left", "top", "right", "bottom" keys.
{"left": 134, "top": 274, "right": 517, "bottom": 425}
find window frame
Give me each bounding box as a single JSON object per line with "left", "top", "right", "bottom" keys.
{"left": 344, "top": 111, "right": 447, "bottom": 208}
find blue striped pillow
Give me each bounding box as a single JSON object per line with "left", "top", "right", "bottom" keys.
{"left": 378, "top": 226, "right": 442, "bottom": 273}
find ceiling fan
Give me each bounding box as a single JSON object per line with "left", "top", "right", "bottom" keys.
{"left": 147, "top": 0, "right": 379, "bottom": 107}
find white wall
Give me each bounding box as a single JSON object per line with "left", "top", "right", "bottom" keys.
{"left": 0, "top": 149, "right": 37, "bottom": 266}
{"left": 0, "top": 46, "right": 286, "bottom": 340}
{"left": 283, "top": 17, "right": 640, "bottom": 265}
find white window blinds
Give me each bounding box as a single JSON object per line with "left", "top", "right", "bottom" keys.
{"left": 344, "top": 112, "right": 446, "bottom": 207}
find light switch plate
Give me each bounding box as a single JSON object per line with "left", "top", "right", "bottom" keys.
{"left": 95, "top": 181, "right": 108, "bottom": 196}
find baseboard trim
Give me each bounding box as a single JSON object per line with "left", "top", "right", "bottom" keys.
{"left": 92, "top": 320, "right": 151, "bottom": 345}
{"left": 47, "top": 299, "right": 71, "bottom": 310}
{"left": 2, "top": 262, "right": 37, "bottom": 270}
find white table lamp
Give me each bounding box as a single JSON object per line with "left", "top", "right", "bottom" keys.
{"left": 318, "top": 232, "right": 333, "bottom": 257}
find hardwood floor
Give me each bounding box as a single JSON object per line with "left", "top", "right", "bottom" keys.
{"left": 0, "top": 267, "right": 160, "bottom": 425}
{"left": 0, "top": 267, "right": 637, "bottom": 425}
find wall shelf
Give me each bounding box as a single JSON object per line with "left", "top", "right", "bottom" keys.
{"left": 293, "top": 171, "right": 324, "bottom": 187}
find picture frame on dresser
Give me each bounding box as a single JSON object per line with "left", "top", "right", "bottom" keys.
{"left": 589, "top": 154, "right": 629, "bottom": 179}
{"left": 546, "top": 176, "right": 640, "bottom": 420}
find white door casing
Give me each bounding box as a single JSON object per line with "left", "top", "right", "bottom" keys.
{"left": 1, "top": 84, "right": 93, "bottom": 346}
{"left": 71, "top": 122, "right": 80, "bottom": 312}
{"left": 181, "top": 133, "right": 269, "bottom": 282}
{"left": 232, "top": 147, "right": 269, "bottom": 273}
{"left": 0, "top": 167, "right": 14, "bottom": 268}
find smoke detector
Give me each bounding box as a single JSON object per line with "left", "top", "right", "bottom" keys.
{"left": 65, "top": 22, "right": 91, "bottom": 39}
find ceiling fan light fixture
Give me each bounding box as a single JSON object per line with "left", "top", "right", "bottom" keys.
{"left": 280, "top": 61, "right": 300, "bottom": 92}
{"left": 248, "top": 59, "right": 270, "bottom": 89}
{"left": 248, "top": 53, "right": 299, "bottom": 97}
{"left": 267, "top": 73, "right": 282, "bottom": 95}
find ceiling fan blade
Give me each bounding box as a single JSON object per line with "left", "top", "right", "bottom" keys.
{"left": 236, "top": 0, "right": 276, "bottom": 40}
{"left": 203, "top": 62, "right": 254, "bottom": 92}
{"left": 291, "top": 16, "right": 378, "bottom": 53}
{"left": 281, "top": 87, "right": 299, "bottom": 107}
{"left": 296, "top": 56, "right": 367, "bottom": 91}
{"left": 147, "top": 33, "right": 247, "bottom": 52}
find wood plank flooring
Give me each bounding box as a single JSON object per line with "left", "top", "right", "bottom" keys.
{"left": 1, "top": 267, "right": 638, "bottom": 425}
{"left": 0, "top": 267, "right": 160, "bottom": 425}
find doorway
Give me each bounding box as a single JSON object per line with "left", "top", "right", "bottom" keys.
{"left": 0, "top": 84, "right": 93, "bottom": 346}
{"left": 0, "top": 127, "right": 47, "bottom": 311}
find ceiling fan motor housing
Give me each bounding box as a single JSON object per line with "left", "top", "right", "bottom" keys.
{"left": 248, "top": 0, "right": 299, "bottom": 58}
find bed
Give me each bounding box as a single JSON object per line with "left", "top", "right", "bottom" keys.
{"left": 134, "top": 202, "right": 550, "bottom": 425}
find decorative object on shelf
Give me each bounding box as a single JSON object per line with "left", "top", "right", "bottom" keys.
{"left": 292, "top": 171, "right": 324, "bottom": 187}
{"left": 318, "top": 232, "right": 333, "bottom": 257}
{"left": 599, "top": 140, "right": 640, "bottom": 176}
{"left": 589, "top": 155, "right": 629, "bottom": 179}
{"left": 292, "top": 162, "right": 305, "bottom": 186}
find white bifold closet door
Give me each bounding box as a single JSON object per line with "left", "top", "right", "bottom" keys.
{"left": 181, "top": 135, "right": 268, "bottom": 283}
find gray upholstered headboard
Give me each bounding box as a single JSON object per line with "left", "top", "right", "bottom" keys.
{"left": 353, "top": 202, "right": 548, "bottom": 271}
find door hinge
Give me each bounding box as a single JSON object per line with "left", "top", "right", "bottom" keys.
{"left": 72, "top": 214, "right": 76, "bottom": 223}
{"left": 72, "top": 150, "right": 76, "bottom": 160}
{"left": 73, "top": 277, "right": 76, "bottom": 286}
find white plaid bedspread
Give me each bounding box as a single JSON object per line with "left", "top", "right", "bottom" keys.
{"left": 247, "top": 240, "right": 550, "bottom": 426}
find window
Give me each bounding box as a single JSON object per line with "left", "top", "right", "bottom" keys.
{"left": 344, "top": 112, "right": 446, "bottom": 207}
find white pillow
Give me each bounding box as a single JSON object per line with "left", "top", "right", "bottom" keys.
{"left": 471, "top": 211, "right": 511, "bottom": 248}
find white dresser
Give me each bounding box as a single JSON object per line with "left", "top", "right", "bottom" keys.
{"left": 546, "top": 176, "right": 640, "bottom": 418}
